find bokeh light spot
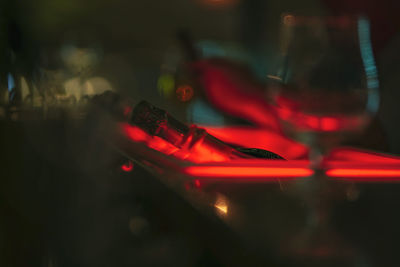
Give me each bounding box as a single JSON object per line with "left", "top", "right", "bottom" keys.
{"left": 194, "top": 179, "right": 201, "bottom": 188}
{"left": 121, "top": 161, "right": 134, "bottom": 172}
{"left": 283, "top": 14, "right": 295, "bottom": 26}
{"left": 176, "top": 85, "right": 194, "bottom": 102}
{"left": 157, "top": 74, "right": 175, "bottom": 97}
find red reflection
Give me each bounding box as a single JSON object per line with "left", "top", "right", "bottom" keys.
{"left": 124, "top": 124, "right": 149, "bottom": 142}
{"left": 185, "top": 166, "right": 313, "bottom": 178}
{"left": 326, "top": 148, "right": 400, "bottom": 163}
{"left": 124, "top": 122, "right": 308, "bottom": 162}
{"left": 122, "top": 124, "right": 232, "bottom": 163}
{"left": 121, "top": 161, "right": 134, "bottom": 172}
{"left": 276, "top": 106, "right": 365, "bottom": 132}
{"left": 184, "top": 138, "right": 231, "bottom": 162}
{"left": 194, "top": 179, "right": 201, "bottom": 188}
{"left": 123, "top": 124, "right": 179, "bottom": 156}
{"left": 204, "top": 126, "right": 308, "bottom": 160}
{"left": 274, "top": 94, "right": 370, "bottom": 132}
{"left": 150, "top": 136, "right": 180, "bottom": 155}
{"left": 324, "top": 149, "right": 400, "bottom": 181}
{"left": 193, "top": 61, "right": 282, "bottom": 132}
{"left": 305, "top": 116, "right": 319, "bottom": 129}
{"left": 320, "top": 117, "right": 339, "bottom": 131}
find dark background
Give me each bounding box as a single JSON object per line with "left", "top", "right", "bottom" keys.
{"left": 1, "top": 0, "right": 400, "bottom": 266}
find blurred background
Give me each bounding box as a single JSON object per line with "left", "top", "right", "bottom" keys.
{"left": 1, "top": 0, "right": 400, "bottom": 150}
{"left": 1, "top": 0, "right": 400, "bottom": 266}
{"left": 1, "top": 0, "right": 399, "bottom": 149}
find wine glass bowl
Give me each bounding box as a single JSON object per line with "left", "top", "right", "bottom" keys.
{"left": 271, "top": 15, "right": 379, "bottom": 153}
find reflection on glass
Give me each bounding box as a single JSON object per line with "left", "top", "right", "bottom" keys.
{"left": 214, "top": 194, "right": 229, "bottom": 216}
{"left": 272, "top": 15, "right": 379, "bottom": 151}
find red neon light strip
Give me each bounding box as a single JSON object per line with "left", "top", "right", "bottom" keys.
{"left": 185, "top": 166, "right": 314, "bottom": 178}
{"left": 185, "top": 166, "right": 400, "bottom": 180}
{"left": 326, "top": 169, "right": 400, "bottom": 178}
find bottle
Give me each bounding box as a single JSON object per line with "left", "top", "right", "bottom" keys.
{"left": 130, "top": 101, "right": 283, "bottom": 162}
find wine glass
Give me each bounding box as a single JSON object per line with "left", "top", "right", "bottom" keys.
{"left": 270, "top": 14, "right": 379, "bottom": 156}
{"left": 269, "top": 14, "right": 379, "bottom": 262}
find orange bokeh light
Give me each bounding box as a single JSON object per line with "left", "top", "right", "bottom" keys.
{"left": 176, "top": 85, "right": 194, "bottom": 102}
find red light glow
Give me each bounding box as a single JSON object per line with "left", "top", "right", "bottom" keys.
{"left": 123, "top": 124, "right": 179, "bottom": 156}
{"left": 121, "top": 161, "right": 134, "bottom": 172}
{"left": 320, "top": 117, "right": 339, "bottom": 131}
{"left": 185, "top": 166, "right": 314, "bottom": 178}
{"left": 123, "top": 123, "right": 308, "bottom": 162}
{"left": 193, "top": 61, "right": 281, "bottom": 132}
{"left": 305, "top": 116, "right": 319, "bottom": 129}
{"left": 327, "top": 169, "right": 400, "bottom": 178}
{"left": 123, "top": 124, "right": 231, "bottom": 163}
{"left": 122, "top": 124, "right": 400, "bottom": 183}
{"left": 325, "top": 148, "right": 400, "bottom": 163}
{"left": 186, "top": 138, "right": 230, "bottom": 162}
{"left": 194, "top": 179, "right": 201, "bottom": 188}
{"left": 124, "top": 124, "right": 150, "bottom": 142}
{"left": 323, "top": 150, "right": 400, "bottom": 182}
{"left": 204, "top": 126, "right": 308, "bottom": 160}
{"left": 276, "top": 106, "right": 364, "bottom": 132}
